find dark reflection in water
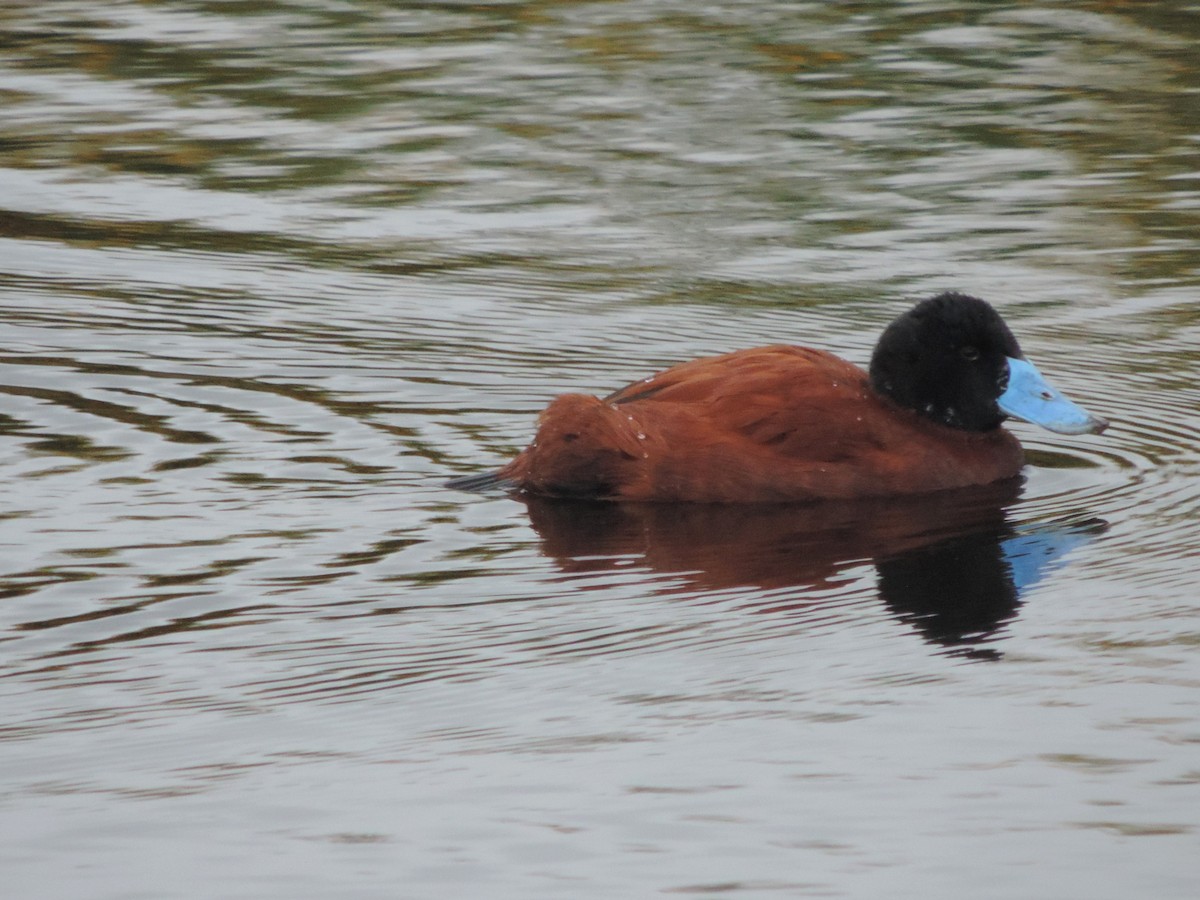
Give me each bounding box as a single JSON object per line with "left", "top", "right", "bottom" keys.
{"left": 876, "top": 514, "right": 1106, "bottom": 659}
{"left": 523, "top": 481, "right": 1106, "bottom": 659}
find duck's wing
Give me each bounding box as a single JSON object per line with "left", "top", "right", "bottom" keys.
{"left": 604, "top": 345, "right": 842, "bottom": 406}
{"left": 469, "top": 347, "right": 847, "bottom": 500}
{"left": 607, "top": 345, "right": 880, "bottom": 456}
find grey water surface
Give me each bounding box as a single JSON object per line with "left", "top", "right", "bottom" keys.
{"left": 2, "top": 2, "right": 1199, "bottom": 898}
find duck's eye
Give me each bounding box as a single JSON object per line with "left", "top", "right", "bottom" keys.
{"left": 960, "top": 345, "right": 980, "bottom": 361}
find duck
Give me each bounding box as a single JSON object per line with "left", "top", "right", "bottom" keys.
{"left": 447, "top": 292, "right": 1108, "bottom": 503}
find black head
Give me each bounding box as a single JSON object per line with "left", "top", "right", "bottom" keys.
{"left": 869, "top": 292, "right": 1022, "bottom": 432}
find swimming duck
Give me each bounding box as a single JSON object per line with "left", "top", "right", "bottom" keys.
{"left": 447, "top": 292, "right": 1107, "bottom": 502}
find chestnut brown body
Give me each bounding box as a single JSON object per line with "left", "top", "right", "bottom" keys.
{"left": 449, "top": 293, "right": 1105, "bottom": 503}
{"left": 496, "top": 346, "right": 1022, "bottom": 502}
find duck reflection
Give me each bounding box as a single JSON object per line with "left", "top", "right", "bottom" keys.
{"left": 520, "top": 480, "right": 1105, "bottom": 659}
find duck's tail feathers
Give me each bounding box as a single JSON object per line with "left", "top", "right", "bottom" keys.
{"left": 444, "top": 469, "right": 517, "bottom": 494}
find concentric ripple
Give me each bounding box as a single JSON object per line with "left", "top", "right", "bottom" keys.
{"left": 1010, "top": 312, "right": 1200, "bottom": 600}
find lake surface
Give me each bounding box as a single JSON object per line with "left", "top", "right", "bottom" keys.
{"left": 2, "top": 1, "right": 1199, "bottom": 897}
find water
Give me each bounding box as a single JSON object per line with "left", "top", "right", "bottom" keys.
{"left": 2, "top": 1, "right": 1199, "bottom": 897}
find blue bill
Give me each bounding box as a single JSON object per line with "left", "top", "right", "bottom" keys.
{"left": 999, "top": 357, "right": 1108, "bottom": 435}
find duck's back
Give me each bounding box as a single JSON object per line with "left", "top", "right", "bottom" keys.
{"left": 494, "top": 345, "right": 1022, "bottom": 502}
